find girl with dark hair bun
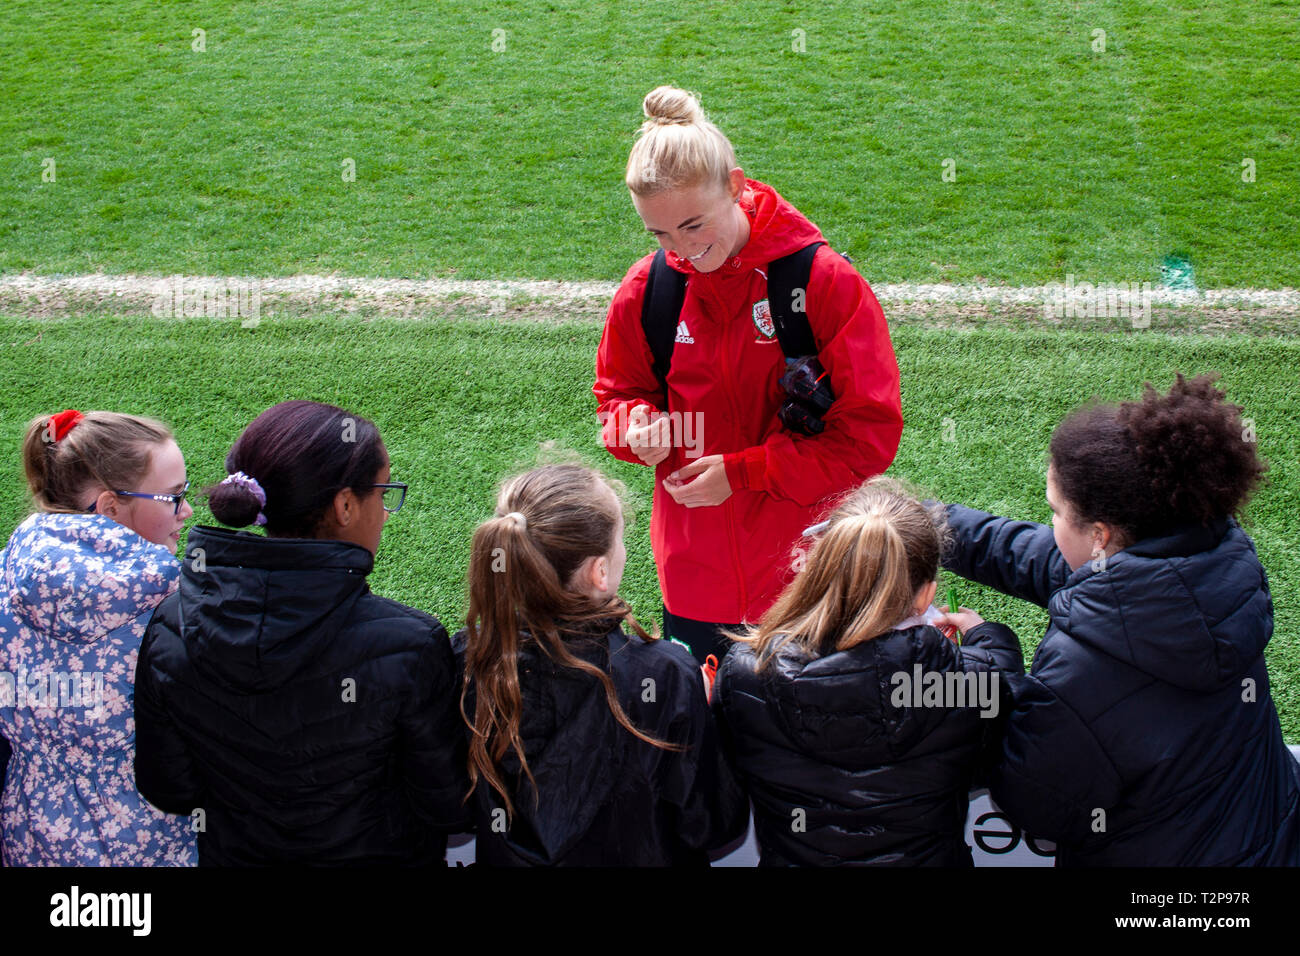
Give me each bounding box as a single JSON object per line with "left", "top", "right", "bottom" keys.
{"left": 938, "top": 372, "right": 1299, "bottom": 866}
{"left": 134, "top": 400, "right": 469, "bottom": 865}
{"left": 204, "top": 399, "right": 388, "bottom": 542}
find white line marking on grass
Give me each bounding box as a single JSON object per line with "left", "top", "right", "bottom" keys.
{"left": 1, "top": 273, "right": 1297, "bottom": 316}
{"left": 0, "top": 273, "right": 617, "bottom": 309}
{"left": 872, "top": 283, "right": 1299, "bottom": 309}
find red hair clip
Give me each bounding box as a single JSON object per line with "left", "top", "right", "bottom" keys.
{"left": 49, "top": 409, "right": 84, "bottom": 442}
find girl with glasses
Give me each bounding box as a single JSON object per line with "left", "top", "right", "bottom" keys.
{"left": 134, "top": 400, "right": 469, "bottom": 865}
{"left": 0, "top": 408, "right": 196, "bottom": 865}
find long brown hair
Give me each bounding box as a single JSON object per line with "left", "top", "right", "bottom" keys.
{"left": 461, "top": 464, "right": 677, "bottom": 820}
{"left": 736, "top": 476, "right": 946, "bottom": 670}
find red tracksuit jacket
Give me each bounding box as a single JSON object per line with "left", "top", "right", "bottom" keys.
{"left": 594, "top": 178, "right": 903, "bottom": 622}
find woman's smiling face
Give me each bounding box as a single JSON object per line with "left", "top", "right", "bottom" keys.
{"left": 630, "top": 168, "right": 749, "bottom": 274}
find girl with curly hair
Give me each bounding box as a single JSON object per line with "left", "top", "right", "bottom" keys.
{"left": 940, "top": 373, "right": 1298, "bottom": 866}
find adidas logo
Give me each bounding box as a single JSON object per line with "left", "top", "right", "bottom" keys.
{"left": 674, "top": 320, "right": 695, "bottom": 344}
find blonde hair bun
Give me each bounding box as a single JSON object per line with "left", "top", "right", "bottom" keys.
{"left": 626, "top": 85, "right": 738, "bottom": 196}
{"left": 641, "top": 85, "right": 704, "bottom": 127}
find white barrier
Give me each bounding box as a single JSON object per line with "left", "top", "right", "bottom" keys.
{"left": 446, "top": 794, "right": 1051, "bottom": 867}
{"left": 447, "top": 745, "right": 1300, "bottom": 866}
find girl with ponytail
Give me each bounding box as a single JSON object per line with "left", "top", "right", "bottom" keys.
{"left": 712, "top": 476, "right": 1024, "bottom": 866}
{"left": 458, "top": 463, "right": 748, "bottom": 866}
{"left": 940, "top": 373, "right": 1300, "bottom": 865}
{"left": 0, "top": 409, "right": 196, "bottom": 865}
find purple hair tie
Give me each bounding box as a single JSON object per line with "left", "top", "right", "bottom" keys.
{"left": 222, "top": 471, "right": 268, "bottom": 526}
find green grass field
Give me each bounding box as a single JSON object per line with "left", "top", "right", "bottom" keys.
{"left": 1, "top": 0, "right": 1296, "bottom": 743}
{"left": 1, "top": 0, "right": 1296, "bottom": 285}
{"left": 0, "top": 314, "right": 1296, "bottom": 738}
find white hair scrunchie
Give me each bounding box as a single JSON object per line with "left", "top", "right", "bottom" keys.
{"left": 505, "top": 511, "right": 528, "bottom": 531}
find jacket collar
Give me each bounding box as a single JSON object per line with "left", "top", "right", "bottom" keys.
{"left": 177, "top": 525, "right": 375, "bottom": 694}
{"left": 185, "top": 524, "right": 374, "bottom": 575}
{"left": 663, "top": 178, "right": 826, "bottom": 278}
{"left": 1123, "top": 517, "right": 1233, "bottom": 560}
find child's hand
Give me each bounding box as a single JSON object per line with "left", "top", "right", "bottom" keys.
{"left": 934, "top": 606, "right": 985, "bottom": 642}
{"left": 625, "top": 405, "right": 672, "bottom": 466}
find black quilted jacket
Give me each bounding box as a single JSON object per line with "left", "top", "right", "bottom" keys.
{"left": 134, "top": 525, "right": 469, "bottom": 866}
{"left": 714, "top": 619, "right": 1024, "bottom": 865}
{"left": 943, "top": 504, "right": 1300, "bottom": 866}
{"left": 454, "top": 620, "right": 749, "bottom": 866}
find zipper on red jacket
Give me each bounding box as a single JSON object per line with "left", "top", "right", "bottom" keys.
{"left": 712, "top": 277, "right": 750, "bottom": 616}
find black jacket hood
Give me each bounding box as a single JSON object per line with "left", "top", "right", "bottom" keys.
{"left": 464, "top": 618, "right": 625, "bottom": 865}
{"left": 179, "top": 525, "right": 373, "bottom": 693}
{"left": 1047, "top": 518, "right": 1271, "bottom": 692}
{"left": 456, "top": 618, "right": 748, "bottom": 866}
{"left": 753, "top": 625, "right": 955, "bottom": 764}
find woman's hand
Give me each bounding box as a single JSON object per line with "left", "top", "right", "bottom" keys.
{"left": 625, "top": 405, "right": 673, "bottom": 467}
{"left": 663, "top": 455, "right": 732, "bottom": 508}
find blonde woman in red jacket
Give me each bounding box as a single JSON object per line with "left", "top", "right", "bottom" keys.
{"left": 595, "top": 86, "right": 904, "bottom": 665}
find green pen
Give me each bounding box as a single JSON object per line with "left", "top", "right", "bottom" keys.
{"left": 947, "top": 585, "right": 962, "bottom": 645}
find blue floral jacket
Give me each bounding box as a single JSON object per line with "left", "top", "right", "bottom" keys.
{"left": 0, "top": 513, "right": 196, "bottom": 866}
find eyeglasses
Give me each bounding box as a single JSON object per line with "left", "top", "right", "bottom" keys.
{"left": 370, "top": 481, "right": 408, "bottom": 514}
{"left": 88, "top": 480, "right": 191, "bottom": 516}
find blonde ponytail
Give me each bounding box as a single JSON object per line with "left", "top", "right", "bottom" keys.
{"left": 22, "top": 410, "right": 173, "bottom": 514}
{"left": 736, "top": 477, "right": 948, "bottom": 669}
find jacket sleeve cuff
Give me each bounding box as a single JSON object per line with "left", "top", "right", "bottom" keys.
{"left": 600, "top": 400, "right": 661, "bottom": 464}
{"left": 723, "top": 447, "right": 767, "bottom": 492}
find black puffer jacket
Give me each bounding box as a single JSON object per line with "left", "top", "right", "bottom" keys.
{"left": 454, "top": 620, "right": 749, "bottom": 866}
{"left": 943, "top": 504, "right": 1300, "bottom": 866}
{"left": 713, "top": 620, "right": 1024, "bottom": 865}
{"left": 134, "top": 526, "right": 469, "bottom": 865}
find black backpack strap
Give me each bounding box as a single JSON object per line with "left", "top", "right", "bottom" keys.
{"left": 767, "top": 241, "right": 825, "bottom": 358}
{"left": 639, "top": 248, "right": 688, "bottom": 401}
